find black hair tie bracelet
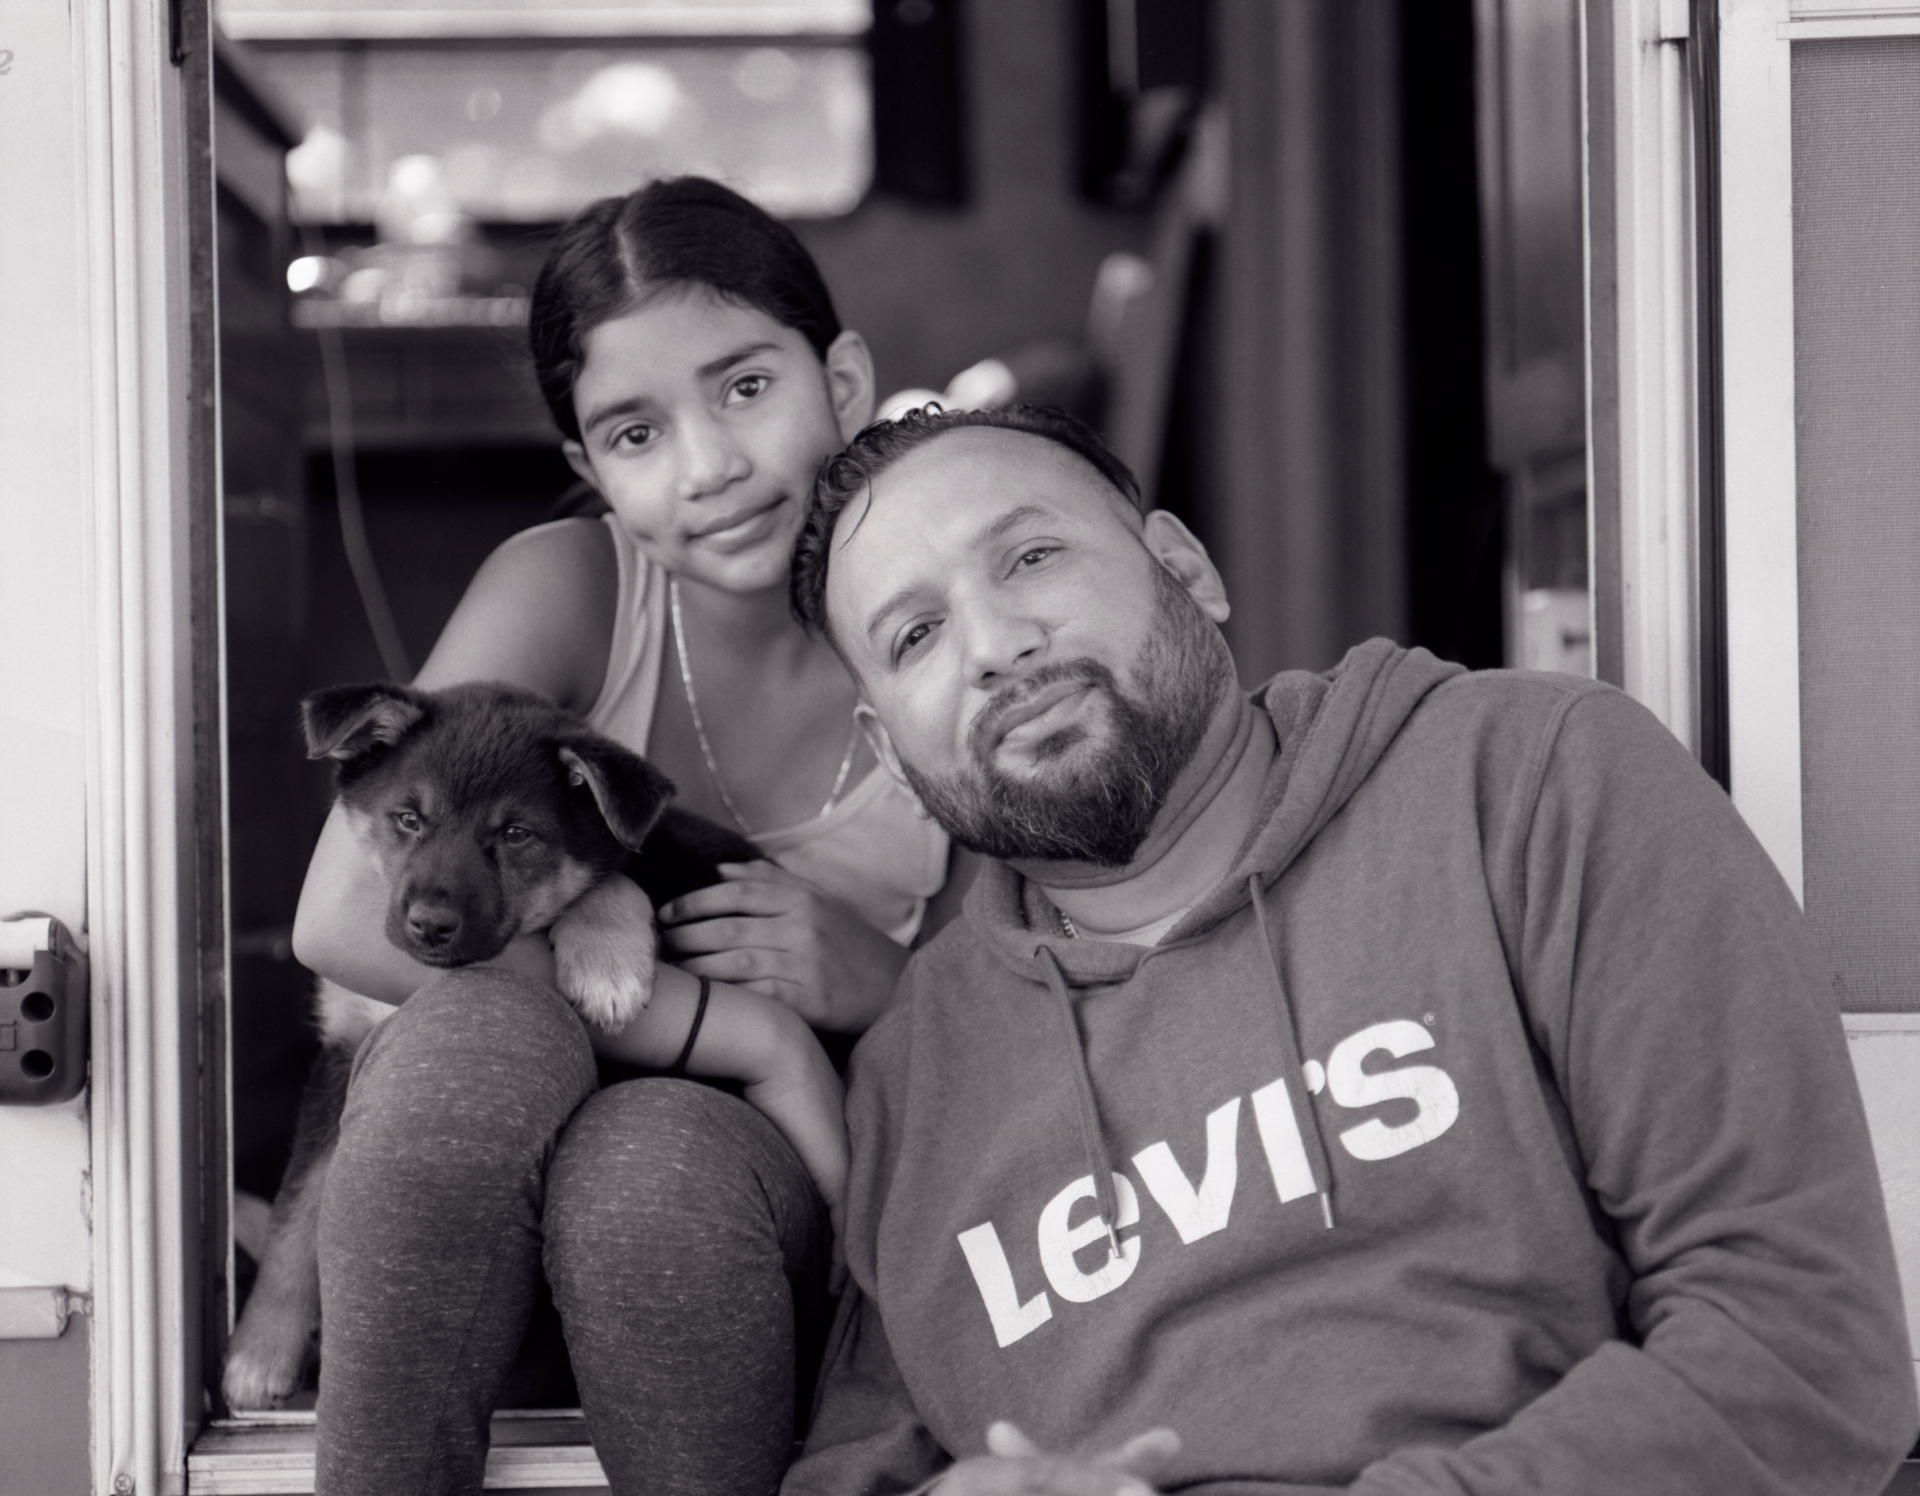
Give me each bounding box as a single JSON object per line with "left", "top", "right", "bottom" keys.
{"left": 665, "top": 976, "right": 710, "bottom": 1078}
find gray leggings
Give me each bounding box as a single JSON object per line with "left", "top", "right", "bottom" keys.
{"left": 313, "top": 969, "right": 831, "bottom": 1496}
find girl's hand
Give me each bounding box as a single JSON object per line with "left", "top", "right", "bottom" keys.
{"left": 658, "top": 860, "right": 910, "bottom": 1032}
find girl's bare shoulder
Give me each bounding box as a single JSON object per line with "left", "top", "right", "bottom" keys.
{"left": 413, "top": 516, "right": 618, "bottom": 711}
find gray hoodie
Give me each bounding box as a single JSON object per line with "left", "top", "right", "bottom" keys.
{"left": 788, "top": 640, "right": 1917, "bottom": 1496}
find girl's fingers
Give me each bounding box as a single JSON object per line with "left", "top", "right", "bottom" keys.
{"left": 671, "top": 947, "right": 786, "bottom": 984}
{"left": 658, "top": 878, "right": 798, "bottom": 925}
{"left": 718, "top": 859, "right": 799, "bottom": 884}
{"left": 659, "top": 914, "right": 791, "bottom": 956}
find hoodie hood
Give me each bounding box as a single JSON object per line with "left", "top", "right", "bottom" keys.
{"left": 965, "top": 637, "right": 1464, "bottom": 985}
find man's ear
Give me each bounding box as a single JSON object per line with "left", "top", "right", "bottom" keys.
{"left": 824, "top": 330, "right": 877, "bottom": 442}
{"left": 562, "top": 439, "right": 598, "bottom": 494}
{"left": 558, "top": 735, "right": 676, "bottom": 852}
{"left": 302, "top": 683, "right": 427, "bottom": 763}
{"left": 1141, "top": 509, "right": 1231, "bottom": 624}
{"left": 854, "top": 702, "right": 918, "bottom": 800}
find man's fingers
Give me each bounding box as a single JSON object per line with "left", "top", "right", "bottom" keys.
{"left": 940, "top": 1456, "right": 1154, "bottom": 1496}
{"left": 985, "top": 1422, "right": 1039, "bottom": 1459}
{"left": 962, "top": 1427, "right": 1162, "bottom": 1496}
{"left": 1095, "top": 1429, "right": 1181, "bottom": 1478}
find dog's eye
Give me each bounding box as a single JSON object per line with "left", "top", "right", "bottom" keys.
{"left": 392, "top": 810, "right": 423, "bottom": 835}
{"left": 500, "top": 824, "right": 534, "bottom": 847}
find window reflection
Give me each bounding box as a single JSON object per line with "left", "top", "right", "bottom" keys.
{"left": 217, "top": 0, "right": 874, "bottom": 324}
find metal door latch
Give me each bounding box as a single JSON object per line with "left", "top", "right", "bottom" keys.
{"left": 0, "top": 915, "right": 88, "bottom": 1105}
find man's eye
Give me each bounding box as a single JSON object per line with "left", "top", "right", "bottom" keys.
{"left": 727, "top": 374, "right": 769, "bottom": 403}
{"left": 392, "top": 810, "right": 423, "bottom": 835}
{"left": 895, "top": 620, "right": 937, "bottom": 661}
{"left": 500, "top": 825, "right": 535, "bottom": 847}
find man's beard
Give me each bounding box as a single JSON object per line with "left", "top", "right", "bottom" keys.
{"left": 898, "top": 563, "right": 1234, "bottom": 868}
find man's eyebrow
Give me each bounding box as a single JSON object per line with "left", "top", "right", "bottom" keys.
{"left": 978, "top": 503, "right": 1051, "bottom": 544}
{"left": 863, "top": 583, "right": 926, "bottom": 647}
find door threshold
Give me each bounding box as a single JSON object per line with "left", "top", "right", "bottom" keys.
{"left": 187, "top": 1408, "right": 609, "bottom": 1493}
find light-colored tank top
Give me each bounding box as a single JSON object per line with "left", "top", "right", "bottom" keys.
{"left": 582, "top": 513, "right": 949, "bottom": 945}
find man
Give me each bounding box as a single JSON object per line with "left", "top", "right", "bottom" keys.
{"left": 781, "top": 405, "right": 1916, "bottom": 1496}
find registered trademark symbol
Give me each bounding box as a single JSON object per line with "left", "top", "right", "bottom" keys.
{"left": 1423, "top": 1012, "right": 1436, "bottom": 1025}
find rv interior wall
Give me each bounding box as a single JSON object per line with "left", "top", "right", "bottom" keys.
{"left": 1214, "top": 0, "right": 1409, "bottom": 680}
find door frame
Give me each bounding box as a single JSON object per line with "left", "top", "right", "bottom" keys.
{"left": 69, "top": 0, "right": 225, "bottom": 1487}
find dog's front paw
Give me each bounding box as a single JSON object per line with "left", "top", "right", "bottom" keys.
{"left": 224, "top": 1302, "right": 316, "bottom": 1410}
{"left": 552, "top": 876, "right": 657, "bottom": 1031}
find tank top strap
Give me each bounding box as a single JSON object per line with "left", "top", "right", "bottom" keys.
{"left": 585, "top": 513, "right": 668, "bottom": 756}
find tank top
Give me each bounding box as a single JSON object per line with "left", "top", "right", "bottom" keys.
{"left": 579, "top": 514, "right": 949, "bottom": 945}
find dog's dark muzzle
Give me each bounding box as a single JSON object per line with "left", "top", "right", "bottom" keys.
{"left": 386, "top": 845, "right": 513, "bottom": 967}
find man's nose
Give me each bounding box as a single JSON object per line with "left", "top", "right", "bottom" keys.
{"left": 676, "top": 414, "right": 750, "bottom": 499}
{"left": 961, "top": 603, "right": 1048, "bottom": 687}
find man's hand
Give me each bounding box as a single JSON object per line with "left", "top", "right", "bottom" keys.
{"left": 937, "top": 1423, "right": 1182, "bottom": 1496}
{"left": 657, "top": 860, "right": 910, "bottom": 1032}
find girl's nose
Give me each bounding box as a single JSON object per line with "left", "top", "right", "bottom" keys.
{"left": 676, "top": 414, "right": 750, "bottom": 499}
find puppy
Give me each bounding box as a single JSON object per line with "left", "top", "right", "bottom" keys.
{"left": 222, "top": 680, "right": 755, "bottom": 1411}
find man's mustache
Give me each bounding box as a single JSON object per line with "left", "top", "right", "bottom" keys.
{"left": 969, "top": 659, "right": 1119, "bottom": 763}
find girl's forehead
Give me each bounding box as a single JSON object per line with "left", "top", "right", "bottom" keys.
{"left": 578, "top": 286, "right": 808, "bottom": 382}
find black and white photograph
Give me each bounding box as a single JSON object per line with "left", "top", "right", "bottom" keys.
{"left": 1, "top": 1, "right": 1917, "bottom": 1492}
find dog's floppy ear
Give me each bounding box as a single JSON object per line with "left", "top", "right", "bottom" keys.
{"left": 558, "top": 735, "right": 675, "bottom": 852}
{"left": 302, "top": 683, "right": 428, "bottom": 762}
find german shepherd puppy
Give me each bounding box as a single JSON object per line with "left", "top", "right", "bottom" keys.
{"left": 222, "top": 679, "right": 755, "bottom": 1411}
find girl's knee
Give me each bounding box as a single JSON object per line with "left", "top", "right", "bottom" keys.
{"left": 338, "top": 970, "right": 597, "bottom": 1168}
{"left": 546, "top": 1080, "right": 823, "bottom": 1264}
{"left": 355, "top": 971, "right": 592, "bottom": 1094}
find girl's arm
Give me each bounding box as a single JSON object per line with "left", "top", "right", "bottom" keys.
{"left": 595, "top": 961, "right": 849, "bottom": 1219}
{"left": 291, "top": 519, "right": 616, "bottom": 998}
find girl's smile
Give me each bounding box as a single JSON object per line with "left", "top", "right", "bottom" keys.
{"left": 562, "top": 287, "right": 871, "bottom": 596}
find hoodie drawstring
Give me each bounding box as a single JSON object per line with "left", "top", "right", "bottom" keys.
{"left": 1248, "top": 879, "right": 1338, "bottom": 1229}
{"left": 1037, "top": 946, "right": 1126, "bottom": 1260}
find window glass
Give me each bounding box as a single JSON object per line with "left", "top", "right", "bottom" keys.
{"left": 1791, "top": 37, "right": 1920, "bottom": 1012}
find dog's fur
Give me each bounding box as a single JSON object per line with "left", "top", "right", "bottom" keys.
{"left": 222, "top": 680, "right": 755, "bottom": 1411}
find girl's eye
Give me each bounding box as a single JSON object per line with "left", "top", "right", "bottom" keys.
{"left": 611, "top": 422, "right": 657, "bottom": 451}
{"left": 1013, "top": 546, "right": 1057, "bottom": 570}
{"left": 727, "top": 373, "right": 770, "bottom": 404}
{"left": 392, "top": 810, "right": 423, "bottom": 835}
{"left": 500, "top": 825, "right": 534, "bottom": 847}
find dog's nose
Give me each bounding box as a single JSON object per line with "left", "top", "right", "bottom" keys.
{"left": 406, "top": 901, "right": 461, "bottom": 948}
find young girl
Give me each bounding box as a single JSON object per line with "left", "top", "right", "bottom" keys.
{"left": 290, "top": 178, "right": 957, "bottom": 1496}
